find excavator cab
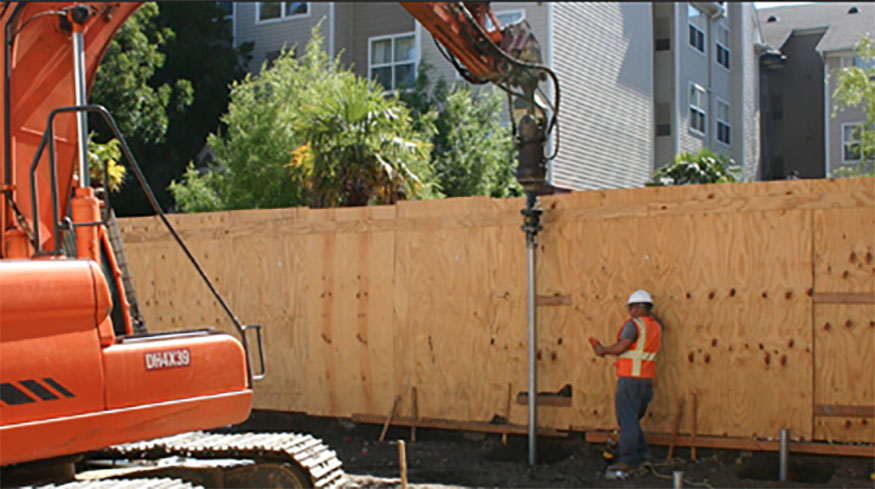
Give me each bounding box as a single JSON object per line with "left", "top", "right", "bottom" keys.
{"left": 0, "top": 0, "right": 257, "bottom": 474}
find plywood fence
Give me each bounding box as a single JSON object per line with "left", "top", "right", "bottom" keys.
{"left": 117, "top": 178, "right": 875, "bottom": 444}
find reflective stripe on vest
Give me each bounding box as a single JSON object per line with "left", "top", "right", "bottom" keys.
{"left": 615, "top": 316, "right": 661, "bottom": 378}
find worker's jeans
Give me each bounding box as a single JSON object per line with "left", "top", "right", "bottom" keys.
{"left": 615, "top": 376, "right": 654, "bottom": 466}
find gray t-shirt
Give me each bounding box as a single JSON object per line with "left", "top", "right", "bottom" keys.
{"left": 620, "top": 317, "right": 664, "bottom": 342}
{"left": 620, "top": 320, "right": 639, "bottom": 342}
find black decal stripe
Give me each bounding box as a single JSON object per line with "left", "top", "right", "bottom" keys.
{"left": 0, "top": 382, "right": 35, "bottom": 405}
{"left": 43, "top": 377, "right": 74, "bottom": 398}
{"left": 21, "top": 379, "right": 58, "bottom": 401}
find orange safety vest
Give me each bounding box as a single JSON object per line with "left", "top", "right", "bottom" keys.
{"left": 614, "top": 315, "right": 662, "bottom": 378}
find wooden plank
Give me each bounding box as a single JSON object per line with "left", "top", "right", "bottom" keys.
{"left": 691, "top": 391, "right": 698, "bottom": 461}
{"left": 411, "top": 387, "right": 418, "bottom": 442}
{"left": 583, "top": 431, "right": 875, "bottom": 458}
{"left": 380, "top": 396, "right": 401, "bottom": 443}
{"left": 814, "top": 405, "right": 875, "bottom": 417}
{"left": 502, "top": 383, "right": 511, "bottom": 445}
{"left": 813, "top": 303, "right": 875, "bottom": 438}
{"left": 351, "top": 414, "right": 568, "bottom": 438}
{"left": 814, "top": 417, "right": 875, "bottom": 444}
{"left": 515, "top": 393, "right": 572, "bottom": 407}
{"left": 812, "top": 292, "right": 875, "bottom": 304}
{"left": 229, "top": 208, "right": 307, "bottom": 411}
{"left": 666, "top": 397, "right": 685, "bottom": 460}
{"left": 813, "top": 207, "right": 875, "bottom": 295}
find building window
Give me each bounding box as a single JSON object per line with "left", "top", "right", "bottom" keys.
{"left": 655, "top": 17, "right": 671, "bottom": 52}
{"left": 689, "top": 83, "right": 706, "bottom": 135}
{"left": 688, "top": 5, "right": 705, "bottom": 54}
{"left": 716, "top": 99, "right": 730, "bottom": 145}
{"left": 485, "top": 10, "right": 524, "bottom": 31}
{"left": 842, "top": 123, "right": 862, "bottom": 162}
{"left": 370, "top": 33, "right": 416, "bottom": 91}
{"left": 716, "top": 25, "right": 730, "bottom": 70}
{"left": 257, "top": 2, "right": 309, "bottom": 23}
{"left": 656, "top": 102, "right": 671, "bottom": 136}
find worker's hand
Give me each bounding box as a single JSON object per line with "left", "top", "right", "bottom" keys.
{"left": 588, "top": 337, "right": 605, "bottom": 357}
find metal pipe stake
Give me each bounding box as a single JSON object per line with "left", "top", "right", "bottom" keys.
{"left": 672, "top": 470, "right": 684, "bottom": 488}
{"left": 779, "top": 428, "right": 789, "bottom": 482}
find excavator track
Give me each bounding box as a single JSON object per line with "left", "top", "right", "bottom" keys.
{"left": 86, "top": 431, "right": 345, "bottom": 489}
{"left": 36, "top": 477, "right": 204, "bottom": 489}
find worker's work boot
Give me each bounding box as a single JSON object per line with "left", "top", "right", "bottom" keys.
{"left": 604, "top": 462, "right": 635, "bottom": 480}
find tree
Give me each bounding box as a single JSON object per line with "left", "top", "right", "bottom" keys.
{"left": 91, "top": 2, "right": 252, "bottom": 216}
{"left": 90, "top": 2, "right": 192, "bottom": 146}
{"left": 647, "top": 148, "right": 740, "bottom": 186}
{"left": 400, "top": 63, "right": 522, "bottom": 198}
{"left": 831, "top": 34, "right": 875, "bottom": 177}
{"left": 169, "top": 23, "right": 437, "bottom": 212}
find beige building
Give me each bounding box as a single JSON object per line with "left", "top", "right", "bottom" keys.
{"left": 757, "top": 2, "right": 874, "bottom": 178}
{"left": 226, "top": 2, "right": 769, "bottom": 189}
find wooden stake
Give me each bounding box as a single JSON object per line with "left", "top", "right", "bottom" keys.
{"left": 380, "top": 396, "right": 401, "bottom": 443}
{"left": 691, "top": 391, "right": 698, "bottom": 461}
{"left": 398, "top": 439, "right": 408, "bottom": 489}
{"left": 411, "top": 387, "right": 418, "bottom": 443}
{"left": 666, "top": 396, "right": 685, "bottom": 461}
{"left": 502, "top": 382, "right": 512, "bottom": 446}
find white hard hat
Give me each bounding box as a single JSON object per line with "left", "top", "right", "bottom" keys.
{"left": 627, "top": 289, "right": 653, "bottom": 306}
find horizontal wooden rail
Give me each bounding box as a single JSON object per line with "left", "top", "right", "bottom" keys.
{"left": 583, "top": 430, "right": 875, "bottom": 458}
{"left": 515, "top": 393, "right": 572, "bottom": 406}
{"left": 351, "top": 414, "right": 568, "bottom": 438}
{"left": 814, "top": 404, "right": 875, "bottom": 417}
{"left": 812, "top": 292, "right": 875, "bottom": 304}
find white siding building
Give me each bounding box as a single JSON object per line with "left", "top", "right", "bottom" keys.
{"left": 228, "top": 2, "right": 766, "bottom": 190}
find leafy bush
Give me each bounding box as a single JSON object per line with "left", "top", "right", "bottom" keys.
{"left": 648, "top": 148, "right": 740, "bottom": 186}
{"left": 169, "top": 22, "right": 436, "bottom": 211}
{"left": 400, "top": 63, "right": 521, "bottom": 198}
{"left": 88, "top": 135, "right": 126, "bottom": 192}
{"left": 830, "top": 34, "right": 874, "bottom": 177}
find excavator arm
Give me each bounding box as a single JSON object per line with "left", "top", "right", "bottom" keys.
{"left": 402, "top": 1, "right": 559, "bottom": 191}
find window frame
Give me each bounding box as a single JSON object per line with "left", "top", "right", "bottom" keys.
{"left": 689, "top": 83, "right": 707, "bottom": 137}
{"left": 255, "top": 2, "right": 310, "bottom": 25}
{"left": 485, "top": 9, "right": 525, "bottom": 31}
{"left": 715, "top": 24, "right": 730, "bottom": 71}
{"left": 368, "top": 31, "right": 418, "bottom": 93}
{"left": 688, "top": 5, "right": 706, "bottom": 55}
{"left": 715, "top": 98, "right": 731, "bottom": 146}
{"left": 841, "top": 122, "right": 863, "bottom": 163}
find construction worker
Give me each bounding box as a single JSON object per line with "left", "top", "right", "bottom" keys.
{"left": 590, "top": 289, "right": 663, "bottom": 473}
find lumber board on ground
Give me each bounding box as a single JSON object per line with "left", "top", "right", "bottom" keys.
{"left": 351, "top": 414, "right": 568, "bottom": 438}
{"left": 583, "top": 431, "right": 875, "bottom": 457}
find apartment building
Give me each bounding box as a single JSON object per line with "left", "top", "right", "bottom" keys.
{"left": 757, "top": 3, "right": 874, "bottom": 179}
{"left": 228, "top": 2, "right": 761, "bottom": 190}
{"left": 652, "top": 2, "right": 761, "bottom": 181}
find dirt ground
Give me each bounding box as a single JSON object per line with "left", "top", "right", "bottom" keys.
{"left": 230, "top": 410, "right": 874, "bottom": 488}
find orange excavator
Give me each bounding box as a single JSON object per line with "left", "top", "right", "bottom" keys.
{"left": 0, "top": 2, "right": 557, "bottom": 487}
